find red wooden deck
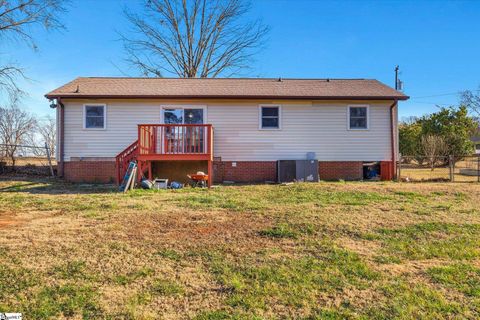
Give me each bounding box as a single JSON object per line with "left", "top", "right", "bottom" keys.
{"left": 116, "top": 124, "right": 214, "bottom": 187}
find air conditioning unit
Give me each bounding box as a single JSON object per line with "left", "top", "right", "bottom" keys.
{"left": 278, "top": 159, "right": 319, "bottom": 183}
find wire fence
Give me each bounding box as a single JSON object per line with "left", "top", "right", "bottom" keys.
{"left": 0, "top": 143, "right": 55, "bottom": 176}
{"left": 398, "top": 155, "right": 480, "bottom": 183}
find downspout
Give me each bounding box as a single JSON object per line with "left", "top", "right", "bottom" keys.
{"left": 389, "top": 100, "right": 398, "bottom": 180}
{"left": 58, "top": 98, "right": 65, "bottom": 177}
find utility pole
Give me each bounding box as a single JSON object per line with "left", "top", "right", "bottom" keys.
{"left": 395, "top": 65, "right": 399, "bottom": 90}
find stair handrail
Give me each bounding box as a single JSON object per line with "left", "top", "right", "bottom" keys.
{"left": 116, "top": 140, "right": 139, "bottom": 184}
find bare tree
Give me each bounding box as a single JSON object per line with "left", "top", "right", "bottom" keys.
{"left": 121, "top": 0, "right": 269, "bottom": 78}
{"left": 420, "top": 134, "right": 448, "bottom": 171}
{"left": 0, "top": 0, "right": 67, "bottom": 96}
{"left": 461, "top": 87, "right": 480, "bottom": 119}
{"left": 27, "top": 115, "right": 55, "bottom": 156}
{"left": 0, "top": 94, "right": 37, "bottom": 168}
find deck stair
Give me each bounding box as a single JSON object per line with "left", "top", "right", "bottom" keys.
{"left": 115, "top": 140, "right": 139, "bottom": 184}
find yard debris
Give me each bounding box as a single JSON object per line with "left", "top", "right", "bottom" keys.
{"left": 140, "top": 179, "right": 153, "bottom": 189}
{"left": 119, "top": 161, "right": 137, "bottom": 192}
{"left": 170, "top": 181, "right": 183, "bottom": 189}
{"left": 153, "top": 179, "right": 169, "bottom": 190}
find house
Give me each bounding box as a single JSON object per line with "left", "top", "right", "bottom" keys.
{"left": 45, "top": 77, "right": 409, "bottom": 185}
{"left": 472, "top": 136, "right": 480, "bottom": 155}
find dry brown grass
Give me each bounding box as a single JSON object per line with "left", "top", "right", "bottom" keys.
{"left": 0, "top": 178, "right": 480, "bottom": 319}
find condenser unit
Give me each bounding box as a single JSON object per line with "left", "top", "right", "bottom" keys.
{"left": 277, "top": 160, "right": 319, "bottom": 183}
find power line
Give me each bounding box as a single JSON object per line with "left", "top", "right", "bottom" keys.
{"left": 410, "top": 92, "right": 460, "bottom": 99}
{"left": 409, "top": 100, "right": 452, "bottom": 106}
{"left": 410, "top": 89, "right": 480, "bottom": 99}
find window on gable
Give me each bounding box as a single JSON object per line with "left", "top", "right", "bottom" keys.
{"left": 260, "top": 106, "right": 280, "bottom": 129}
{"left": 349, "top": 106, "right": 368, "bottom": 130}
{"left": 85, "top": 105, "right": 105, "bottom": 129}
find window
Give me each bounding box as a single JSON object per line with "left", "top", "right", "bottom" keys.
{"left": 260, "top": 105, "right": 281, "bottom": 129}
{"left": 161, "top": 106, "right": 206, "bottom": 154}
{"left": 348, "top": 105, "right": 369, "bottom": 130}
{"left": 164, "top": 108, "right": 183, "bottom": 124}
{"left": 162, "top": 107, "right": 205, "bottom": 124}
{"left": 84, "top": 105, "right": 106, "bottom": 129}
{"left": 184, "top": 109, "right": 204, "bottom": 124}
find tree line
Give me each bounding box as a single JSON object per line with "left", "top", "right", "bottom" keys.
{"left": 0, "top": 95, "right": 56, "bottom": 167}
{"left": 399, "top": 92, "right": 480, "bottom": 169}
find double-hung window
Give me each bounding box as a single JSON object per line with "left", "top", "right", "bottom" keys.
{"left": 259, "top": 105, "right": 281, "bottom": 129}
{"left": 84, "top": 104, "right": 106, "bottom": 129}
{"left": 348, "top": 105, "right": 369, "bottom": 130}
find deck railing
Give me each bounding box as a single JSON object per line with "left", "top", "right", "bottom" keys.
{"left": 138, "top": 124, "right": 213, "bottom": 156}
{"left": 115, "top": 140, "right": 139, "bottom": 183}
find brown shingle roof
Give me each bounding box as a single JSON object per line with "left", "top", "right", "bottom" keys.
{"left": 45, "top": 77, "right": 409, "bottom": 100}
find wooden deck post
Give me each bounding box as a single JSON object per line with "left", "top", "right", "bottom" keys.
{"left": 136, "top": 161, "right": 142, "bottom": 182}
{"left": 208, "top": 160, "right": 213, "bottom": 188}
{"left": 148, "top": 161, "right": 152, "bottom": 180}
{"left": 208, "top": 125, "right": 213, "bottom": 188}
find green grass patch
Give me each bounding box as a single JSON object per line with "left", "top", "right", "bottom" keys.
{"left": 51, "top": 260, "right": 91, "bottom": 280}
{"left": 393, "top": 191, "right": 428, "bottom": 201}
{"left": 25, "top": 284, "right": 101, "bottom": 319}
{"left": 176, "top": 184, "right": 393, "bottom": 213}
{"left": 113, "top": 267, "right": 155, "bottom": 285}
{"left": 258, "top": 224, "right": 298, "bottom": 239}
{"left": 372, "top": 222, "right": 480, "bottom": 260}
{"left": 156, "top": 248, "right": 183, "bottom": 261}
{"left": 194, "top": 310, "right": 257, "bottom": 320}
{"left": 428, "top": 263, "right": 480, "bottom": 297}
{"left": 367, "top": 279, "right": 463, "bottom": 319}
{"left": 0, "top": 264, "right": 37, "bottom": 301}
{"left": 150, "top": 278, "right": 184, "bottom": 296}
{"left": 206, "top": 245, "right": 378, "bottom": 312}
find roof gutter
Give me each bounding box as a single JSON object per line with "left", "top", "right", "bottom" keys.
{"left": 44, "top": 94, "right": 410, "bottom": 101}
{"left": 50, "top": 98, "right": 65, "bottom": 177}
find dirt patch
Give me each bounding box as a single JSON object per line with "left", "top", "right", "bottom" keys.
{"left": 0, "top": 216, "right": 23, "bottom": 228}
{"left": 0, "top": 212, "right": 25, "bottom": 229}
{"left": 337, "top": 236, "right": 381, "bottom": 258}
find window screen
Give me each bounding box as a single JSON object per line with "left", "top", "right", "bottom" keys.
{"left": 261, "top": 107, "right": 280, "bottom": 129}
{"left": 85, "top": 105, "right": 105, "bottom": 129}
{"left": 349, "top": 106, "right": 368, "bottom": 129}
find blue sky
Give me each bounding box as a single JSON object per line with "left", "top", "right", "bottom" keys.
{"left": 4, "top": 0, "right": 480, "bottom": 120}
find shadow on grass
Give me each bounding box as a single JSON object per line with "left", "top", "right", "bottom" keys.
{"left": 0, "top": 176, "right": 116, "bottom": 195}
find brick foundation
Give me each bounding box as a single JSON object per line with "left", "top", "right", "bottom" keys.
{"left": 214, "top": 161, "right": 277, "bottom": 183}
{"left": 63, "top": 160, "right": 376, "bottom": 184}
{"left": 64, "top": 161, "right": 116, "bottom": 183}
{"left": 318, "top": 161, "right": 363, "bottom": 181}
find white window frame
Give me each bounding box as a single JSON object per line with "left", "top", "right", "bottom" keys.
{"left": 83, "top": 104, "right": 107, "bottom": 130}
{"left": 160, "top": 105, "right": 207, "bottom": 124}
{"left": 259, "top": 104, "right": 282, "bottom": 130}
{"left": 347, "top": 105, "right": 370, "bottom": 130}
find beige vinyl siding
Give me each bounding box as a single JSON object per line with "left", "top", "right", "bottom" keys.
{"left": 209, "top": 102, "right": 391, "bottom": 161}
{"left": 62, "top": 99, "right": 394, "bottom": 161}
{"left": 63, "top": 101, "right": 161, "bottom": 160}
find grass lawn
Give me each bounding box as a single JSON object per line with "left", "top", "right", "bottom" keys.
{"left": 1, "top": 177, "right": 480, "bottom": 319}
